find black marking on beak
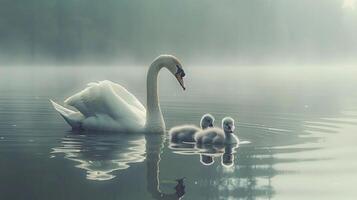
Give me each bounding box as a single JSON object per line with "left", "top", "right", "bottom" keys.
{"left": 176, "top": 65, "right": 185, "bottom": 77}
{"left": 175, "top": 65, "right": 186, "bottom": 90}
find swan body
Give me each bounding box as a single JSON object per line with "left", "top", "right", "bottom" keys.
{"left": 51, "top": 55, "right": 186, "bottom": 133}
{"left": 195, "top": 117, "right": 239, "bottom": 144}
{"left": 169, "top": 114, "right": 214, "bottom": 143}
{"left": 51, "top": 80, "right": 145, "bottom": 132}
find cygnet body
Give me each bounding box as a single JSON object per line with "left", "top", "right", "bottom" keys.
{"left": 169, "top": 114, "right": 214, "bottom": 143}
{"left": 195, "top": 117, "right": 239, "bottom": 145}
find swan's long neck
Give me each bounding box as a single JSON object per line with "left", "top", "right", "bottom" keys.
{"left": 145, "top": 60, "right": 165, "bottom": 132}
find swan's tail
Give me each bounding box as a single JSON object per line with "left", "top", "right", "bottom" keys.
{"left": 50, "top": 99, "right": 84, "bottom": 129}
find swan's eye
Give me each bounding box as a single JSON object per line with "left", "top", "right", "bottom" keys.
{"left": 176, "top": 65, "right": 185, "bottom": 77}
{"left": 181, "top": 70, "right": 186, "bottom": 78}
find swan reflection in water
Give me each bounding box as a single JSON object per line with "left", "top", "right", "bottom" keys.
{"left": 51, "top": 133, "right": 146, "bottom": 181}
{"left": 169, "top": 141, "right": 239, "bottom": 167}
{"left": 146, "top": 134, "right": 186, "bottom": 199}
{"left": 52, "top": 132, "right": 185, "bottom": 199}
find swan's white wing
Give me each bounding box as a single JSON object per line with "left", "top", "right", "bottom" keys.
{"left": 105, "top": 80, "right": 146, "bottom": 113}
{"left": 64, "top": 80, "right": 146, "bottom": 129}
{"left": 50, "top": 100, "right": 84, "bottom": 129}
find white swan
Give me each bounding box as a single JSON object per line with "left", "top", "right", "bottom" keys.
{"left": 50, "top": 55, "right": 186, "bottom": 133}
{"left": 169, "top": 113, "right": 214, "bottom": 143}
{"left": 195, "top": 117, "right": 239, "bottom": 144}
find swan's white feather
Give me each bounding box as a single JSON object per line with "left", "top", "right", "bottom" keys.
{"left": 53, "top": 80, "right": 146, "bottom": 131}
{"left": 50, "top": 100, "right": 84, "bottom": 129}
{"left": 65, "top": 81, "right": 145, "bottom": 116}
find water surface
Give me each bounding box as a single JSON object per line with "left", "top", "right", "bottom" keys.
{"left": 1, "top": 66, "right": 357, "bottom": 199}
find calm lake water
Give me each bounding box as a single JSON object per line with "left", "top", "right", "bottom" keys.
{"left": 1, "top": 66, "right": 357, "bottom": 200}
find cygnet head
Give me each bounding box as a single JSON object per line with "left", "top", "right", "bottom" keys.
{"left": 200, "top": 113, "right": 215, "bottom": 129}
{"left": 222, "top": 117, "right": 235, "bottom": 134}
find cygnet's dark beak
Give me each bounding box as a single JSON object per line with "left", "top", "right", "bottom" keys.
{"left": 209, "top": 123, "right": 213, "bottom": 127}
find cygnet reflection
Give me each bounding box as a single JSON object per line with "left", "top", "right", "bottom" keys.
{"left": 169, "top": 138, "right": 239, "bottom": 167}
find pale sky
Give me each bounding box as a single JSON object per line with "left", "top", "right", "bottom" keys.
{"left": 0, "top": 0, "right": 356, "bottom": 65}
{"left": 343, "top": 0, "right": 356, "bottom": 10}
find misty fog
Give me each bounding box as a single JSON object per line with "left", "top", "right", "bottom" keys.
{"left": 0, "top": 0, "right": 356, "bottom": 66}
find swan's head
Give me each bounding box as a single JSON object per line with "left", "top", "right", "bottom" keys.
{"left": 222, "top": 117, "right": 235, "bottom": 134}
{"left": 200, "top": 113, "right": 215, "bottom": 129}
{"left": 157, "top": 55, "right": 186, "bottom": 90}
